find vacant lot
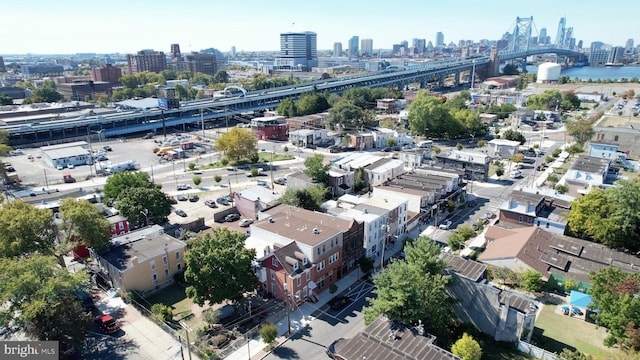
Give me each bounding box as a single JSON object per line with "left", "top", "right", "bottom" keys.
{"left": 597, "top": 115, "right": 640, "bottom": 128}
{"left": 533, "top": 303, "right": 633, "bottom": 359}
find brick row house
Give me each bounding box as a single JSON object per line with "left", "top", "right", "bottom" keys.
{"left": 249, "top": 205, "right": 364, "bottom": 305}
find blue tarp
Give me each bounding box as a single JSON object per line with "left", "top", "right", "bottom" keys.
{"left": 569, "top": 290, "right": 592, "bottom": 308}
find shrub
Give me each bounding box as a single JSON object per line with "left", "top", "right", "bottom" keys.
{"left": 259, "top": 323, "right": 278, "bottom": 345}
{"left": 209, "top": 334, "right": 229, "bottom": 348}
{"left": 188, "top": 162, "right": 197, "bottom": 171}
{"left": 151, "top": 303, "right": 173, "bottom": 321}
{"left": 221, "top": 158, "right": 229, "bottom": 166}
{"left": 329, "top": 283, "right": 338, "bottom": 294}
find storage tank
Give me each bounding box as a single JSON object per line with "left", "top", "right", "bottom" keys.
{"left": 536, "top": 62, "right": 562, "bottom": 83}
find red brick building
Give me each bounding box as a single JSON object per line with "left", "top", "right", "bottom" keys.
{"left": 93, "top": 64, "right": 122, "bottom": 85}
{"left": 251, "top": 116, "right": 289, "bottom": 141}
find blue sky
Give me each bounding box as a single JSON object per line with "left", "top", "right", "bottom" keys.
{"left": 1, "top": 0, "right": 637, "bottom": 54}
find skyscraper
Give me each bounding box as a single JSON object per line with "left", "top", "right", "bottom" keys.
{"left": 412, "top": 38, "right": 426, "bottom": 55}
{"left": 625, "top": 39, "right": 634, "bottom": 53}
{"left": 333, "top": 42, "right": 343, "bottom": 57}
{"left": 0, "top": 56, "right": 5, "bottom": 72}
{"left": 170, "top": 44, "right": 182, "bottom": 61}
{"left": 348, "top": 36, "right": 359, "bottom": 58}
{"left": 539, "top": 28, "right": 547, "bottom": 45}
{"left": 279, "top": 31, "right": 318, "bottom": 71}
{"left": 555, "top": 17, "right": 566, "bottom": 47}
{"left": 436, "top": 32, "right": 444, "bottom": 47}
{"left": 360, "top": 39, "right": 373, "bottom": 57}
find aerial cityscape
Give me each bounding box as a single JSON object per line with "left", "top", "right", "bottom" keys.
{"left": 1, "top": 4, "right": 640, "bottom": 360}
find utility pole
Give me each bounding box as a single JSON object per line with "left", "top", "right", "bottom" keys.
{"left": 284, "top": 284, "right": 291, "bottom": 335}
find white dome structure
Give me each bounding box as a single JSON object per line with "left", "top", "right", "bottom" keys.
{"left": 536, "top": 62, "right": 562, "bottom": 83}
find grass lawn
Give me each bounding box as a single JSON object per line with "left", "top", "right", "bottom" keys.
{"left": 478, "top": 335, "right": 532, "bottom": 360}
{"left": 598, "top": 116, "right": 640, "bottom": 127}
{"left": 145, "top": 283, "right": 193, "bottom": 321}
{"left": 533, "top": 303, "right": 633, "bottom": 359}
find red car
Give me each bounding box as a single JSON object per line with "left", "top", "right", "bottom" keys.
{"left": 95, "top": 314, "right": 120, "bottom": 334}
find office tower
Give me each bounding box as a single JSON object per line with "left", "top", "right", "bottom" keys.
{"left": 412, "top": 38, "right": 426, "bottom": 55}
{"left": 185, "top": 52, "right": 218, "bottom": 75}
{"left": 231, "top": 46, "right": 236, "bottom": 57}
{"left": 539, "top": 28, "right": 547, "bottom": 44}
{"left": 0, "top": 56, "right": 5, "bottom": 72}
{"left": 625, "top": 39, "right": 634, "bottom": 53}
{"left": 279, "top": 31, "right": 318, "bottom": 70}
{"left": 126, "top": 50, "right": 167, "bottom": 74}
{"left": 348, "top": 36, "right": 359, "bottom": 58}
{"left": 170, "top": 44, "right": 182, "bottom": 61}
{"left": 92, "top": 64, "right": 122, "bottom": 84}
{"left": 555, "top": 17, "right": 566, "bottom": 46}
{"left": 436, "top": 32, "right": 444, "bottom": 47}
{"left": 609, "top": 47, "right": 624, "bottom": 64}
{"left": 360, "top": 39, "right": 373, "bottom": 57}
{"left": 333, "top": 42, "right": 343, "bottom": 57}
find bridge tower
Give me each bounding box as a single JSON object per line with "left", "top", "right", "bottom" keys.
{"left": 487, "top": 46, "right": 500, "bottom": 78}
{"left": 510, "top": 16, "right": 533, "bottom": 52}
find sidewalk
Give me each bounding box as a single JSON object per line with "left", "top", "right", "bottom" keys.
{"left": 224, "top": 270, "right": 363, "bottom": 360}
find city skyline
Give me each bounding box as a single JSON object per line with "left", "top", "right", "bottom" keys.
{"left": 1, "top": 0, "right": 638, "bottom": 55}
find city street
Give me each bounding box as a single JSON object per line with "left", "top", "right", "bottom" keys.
{"left": 263, "top": 280, "right": 374, "bottom": 360}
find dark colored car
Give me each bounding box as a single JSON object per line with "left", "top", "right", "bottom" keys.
{"left": 188, "top": 194, "right": 199, "bottom": 202}
{"left": 102, "top": 145, "right": 112, "bottom": 151}
{"left": 328, "top": 296, "right": 351, "bottom": 310}
{"left": 95, "top": 314, "right": 120, "bottom": 334}
{"left": 274, "top": 177, "right": 287, "bottom": 185}
{"left": 175, "top": 209, "right": 187, "bottom": 217}
{"left": 217, "top": 197, "right": 230, "bottom": 205}
{"left": 225, "top": 213, "right": 240, "bottom": 222}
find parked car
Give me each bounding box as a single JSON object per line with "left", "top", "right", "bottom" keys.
{"left": 94, "top": 314, "right": 120, "bottom": 334}
{"left": 68, "top": 163, "right": 75, "bottom": 169}
{"left": 176, "top": 184, "right": 191, "bottom": 190}
{"left": 239, "top": 219, "right": 254, "bottom": 227}
{"left": 56, "top": 164, "right": 65, "bottom": 170}
{"left": 175, "top": 209, "right": 187, "bottom": 217}
{"left": 438, "top": 220, "right": 453, "bottom": 230}
{"left": 274, "top": 177, "right": 287, "bottom": 185}
{"left": 102, "top": 145, "right": 112, "bottom": 151}
{"left": 224, "top": 213, "right": 240, "bottom": 222}
{"left": 188, "top": 194, "right": 199, "bottom": 202}
{"left": 328, "top": 296, "right": 351, "bottom": 310}
{"left": 5, "top": 166, "right": 15, "bottom": 172}
{"left": 204, "top": 199, "right": 218, "bottom": 208}
{"left": 217, "top": 197, "right": 230, "bottom": 205}
{"left": 176, "top": 194, "right": 188, "bottom": 201}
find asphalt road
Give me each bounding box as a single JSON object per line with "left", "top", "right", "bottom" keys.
{"left": 263, "top": 280, "right": 375, "bottom": 360}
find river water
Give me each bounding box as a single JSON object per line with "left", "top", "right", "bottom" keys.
{"left": 526, "top": 65, "right": 640, "bottom": 81}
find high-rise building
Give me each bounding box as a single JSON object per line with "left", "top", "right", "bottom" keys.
{"left": 436, "top": 32, "right": 444, "bottom": 47}
{"left": 278, "top": 31, "right": 318, "bottom": 71}
{"left": 185, "top": 52, "right": 218, "bottom": 75}
{"left": 348, "top": 36, "right": 359, "bottom": 58}
{"left": 539, "top": 28, "right": 547, "bottom": 45}
{"left": 625, "top": 39, "right": 634, "bottom": 53}
{"left": 92, "top": 64, "right": 122, "bottom": 84}
{"left": 0, "top": 56, "right": 5, "bottom": 72}
{"left": 360, "top": 39, "right": 373, "bottom": 57}
{"left": 170, "top": 44, "right": 182, "bottom": 62}
{"left": 231, "top": 46, "right": 237, "bottom": 57}
{"left": 555, "top": 17, "right": 566, "bottom": 46}
{"left": 333, "top": 42, "right": 343, "bottom": 57}
{"left": 608, "top": 47, "right": 624, "bottom": 64}
{"left": 126, "top": 50, "right": 167, "bottom": 74}
{"left": 412, "top": 38, "right": 426, "bottom": 55}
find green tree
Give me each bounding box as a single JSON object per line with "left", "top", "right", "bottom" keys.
{"left": 185, "top": 228, "right": 257, "bottom": 306}
{"left": 202, "top": 309, "right": 220, "bottom": 326}
{"left": 115, "top": 187, "right": 173, "bottom": 226}
{"left": 31, "top": 86, "right": 64, "bottom": 102}
{"left": 0, "top": 200, "right": 57, "bottom": 258}
{"left": 589, "top": 267, "right": 640, "bottom": 350}
{"left": 0, "top": 255, "right": 90, "bottom": 352}
{"left": 353, "top": 166, "right": 367, "bottom": 193}
{"left": 567, "top": 180, "right": 640, "bottom": 251}
{"left": 408, "top": 92, "right": 458, "bottom": 138}
{"left": 59, "top": 198, "right": 111, "bottom": 252}
{"left": 451, "top": 333, "right": 482, "bottom": 360}
{"left": 214, "top": 175, "right": 222, "bottom": 185}
{"left": 279, "top": 185, "right": 327, "bottom": 212}
{"left": 327, "top": 101, "right": 366, "bottom": 131}
{"left": 151, "top": 303, "right": 173, "bottom": 321}
{"left": 103, "top": 171, "right": 156, "bottom": 205}
{"left": 259, "top": 323, "right": 278, "bottom": 346}
{"left": 296, "top": 93, "right": 330, "bottom": 115}
{"left": 502, "top": 64, "right": 519, "bottom": 75}
{"left": 526, "top": 89, "right": 562, "bottom": 111}
{"left": 521, "top": 269, "right": 544, "bottom": 292}
{"left": 304, "top": 154, "right": 330, "bottom": 183}
{"left": 215, "top": 128, "right": 257, "bottom": 162}
{"left": 512, "top": 153, "right": 525, "bottom": 163}
{"left": 119, "top": 74, "right": 139, "bottom": 89}
{"left": 160, "top": 70, "right": 177, "bottom": 81}
{"left": 276, "top": 98, "right": 297, "bottom": 117}
{"left": 456, "top": 143, "right": 463, "bottom": 150}
{"left": 557, "top": 349, "right": 595, "bottom": 360}
{"left": 0, "top": 93, "right": 13, "bottom": 105}
{"left": 212, "top": 70, "right": 229, "bottom": 84}
{"left": 193, "top": 176, "right": 202, "bottom": 187}
{"left": 565, "top": 119, "right": 595, "bottom": 145}
{"left": 448, "top": 232, "right": 465, "bottom": 252}
{"left": 363, "top": 237, "right": 455, "bottom": 339}
{"left": 495, "top": 162, "right": 505, "bottom": 178}
{"left": 501, "top": 129, "right": 526, "bottom": 144}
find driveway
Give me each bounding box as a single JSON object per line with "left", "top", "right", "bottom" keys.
{"left": 83, "top": 292, "right": 195, "bottom": 360}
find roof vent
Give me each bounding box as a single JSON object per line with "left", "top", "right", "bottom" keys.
{"left": 364, "top": 208, "right": 368, "bottom": 214}
{"left": 313, "top": 227, "right": 320, "bottom": 234}
{"left": 269, "top": 217, "right": 274, "bottom": 223}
